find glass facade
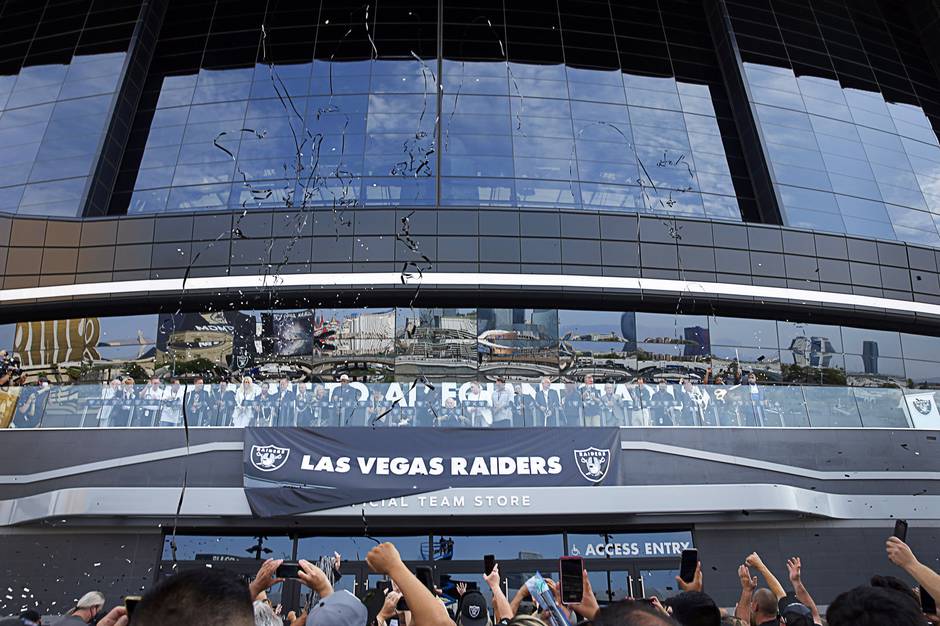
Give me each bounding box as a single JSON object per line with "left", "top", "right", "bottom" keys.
{"left": 107, "top": 0, "right": 754, "bottom": 219}
{"left": 727, "top": 0, "right": 940, "bottom": 246}
{"left": 0, "top": 0, "right": 139, "bottom": 216}
{"left": 2, "top": 307, "right": 939, "bottom": 387}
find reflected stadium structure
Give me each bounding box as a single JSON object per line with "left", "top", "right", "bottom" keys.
{"left": 1, "top": 0, "right": 940, "bottom": 617}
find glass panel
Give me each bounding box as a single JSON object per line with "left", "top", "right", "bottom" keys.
{"left": 803, "top": 386, "right": 863, "bottom": 428}
{"left": 297, "top": 536, "right": 428, "bottom": 562}
{"left": 761, "top": 385, "right": 810, "bottom": 427}
{"left": 853, "top": 387, "right": 910, "bottom": 428}
{"left": 440, "top": 534, "right": 564, "bottom": 560}
{"left": 640, "top": 568, "right": 681, "bottom": 601}
{"left": 161, "top": 534, "right": 293, "bottom": 561}
{"left": 395, "top": 308, "right": 478, "bottom": 382}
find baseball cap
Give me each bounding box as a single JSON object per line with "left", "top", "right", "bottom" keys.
{"left": 459, "top": 591, "right": 490, "bottom": 626}
{"left": 778, "top": 596, "right": 813, "bottom": 626}
{"left": 306, "top": 590, "right": 367, "bottom": 626}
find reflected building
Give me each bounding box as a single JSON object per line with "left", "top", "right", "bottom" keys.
{"left": 788, "top": 336, "right": 837, "bottom": 368}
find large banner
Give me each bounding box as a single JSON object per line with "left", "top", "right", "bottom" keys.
{"left": 244, "top": 427, "right": 622, "bottom": 517}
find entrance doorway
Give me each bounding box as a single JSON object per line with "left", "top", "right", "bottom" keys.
{"left": 157, "top": 531, "right": 690, "bottom": 615}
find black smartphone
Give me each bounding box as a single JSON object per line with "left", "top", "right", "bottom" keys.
{"left": 276, "top": 561, "right": 302, "bottom": 579}
{"left": 679, "top": 549, "right": 699, "bottom": 583}
{"left": 124, "top": 595, "right": 141, "bottom": 620}
{"left": 484, "top": 554, "right": 496, "bottom": 576}
{"left": 923, "top": 589, "right": 937, "bottom": 615}
{"left": 894, "top": 519, "right": 909, "bottom": 542}
{"left": 416, "top": 566, "right": 435, "bottom": 592}
{"left": 559, "top": 556, "right": 584, "bottom": 604}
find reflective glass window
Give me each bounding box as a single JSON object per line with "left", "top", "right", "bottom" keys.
{"left": 729, "top": 0, "right": 940, "bottom": 246}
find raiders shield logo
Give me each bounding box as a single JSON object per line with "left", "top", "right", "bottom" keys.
{"left": 468, "top": 606, "right": 481, "bottom": 619}
{"left": 574, "top": 447, "right": 611, "bottom": 483}
{"left": 250, "top": 445, "right": 290, "bottom": 472}
{"left": 913, "top": 397, "right": 933, "bottom": 415}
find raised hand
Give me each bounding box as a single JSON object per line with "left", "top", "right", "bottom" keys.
{"left": 786, "top": 557, "right": 802, "bottom": 583}
{"left": 676, "top": 561, "right": 703, "bottom": 593}
{"left": 249, "top": 558, "right": 285, "bottom": 600}
{"left": 738, "top": 564, "right": 757, "bottom": 592}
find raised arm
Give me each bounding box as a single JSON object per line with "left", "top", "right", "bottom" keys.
{"left": 367, "top": 543, "right": 452, "bottom": 626}
{"left": 746, "top": 552, "right": 786, "bottom": 600}
{"left": 735, "top": 564, "right": 757, "bottom": 623}
{"left": 485, "top": 563, "right": 514, "bottom": 622}
{"left": 887, "top": 537, "right": 940, "bottom": 601}
{"left": 509, "top": 583, "right": 530, "bottom": 615}
{"left": 787, "top": 557, "right": 821, "bottom": 624}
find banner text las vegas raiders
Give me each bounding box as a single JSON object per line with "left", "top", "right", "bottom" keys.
{"left": 243, "top": 427, "right": 622, "bottom": 517}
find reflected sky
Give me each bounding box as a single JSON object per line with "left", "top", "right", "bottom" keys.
{"left": 727, "top": 0, "right": 940, "bottom": 246}
{"left": 112, "top": 0, "right": 750, "bottom": 220}
{"left": 0, "top": 0, "right": 136, "bottom": 216}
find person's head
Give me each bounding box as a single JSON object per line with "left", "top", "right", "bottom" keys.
{"left": 584, "top": 374, "right": 594, "bottom": 385}
{"left": 540, "top": 377, "right": 551, "bottom": 390}
{"left": 637, "top": 377, "right": 646, "bottom": 385}
{"left": 778, "top": 596, "right": 814, "bottom": 626}
{"left": 253, "top": 599, "right": 281, "bottom": 626}
{"left": 69, "top": 591, "right": 105, "bottom": 623}
{"left": 827, "top": 585, "right": 925, "bottom": 626}
{"left": 604, "top": 382, "right": 615, "bottom": 393}
{"left": 593, "top": 600, "right": 678, "bottom": 626}
{"left": 495, "top": 377, "right": 505, "bottom": 389}
{"left": 314, "top": 384, "right": 325, "bottom": 398}
{"left": 750, "top": 588, "right": 778, "bottom": 622}
{"left": 666, "top": 591, "right": 720, "bottom": 626}
{"left": 150, "top": 378, "right": 160, "bottom": 387}
{"left": 445, "top": 397, "right": 457, "bottom": 409}
{"left": 194, "top": 377, "right": 204, "bottom": 389}
{"left": 470, "top": 381, "right": 481, "bottom": 394}
{"left": 657, "top": 380, "right": 667, "bottom": 390}
{"left": 457, "top": 590, "right": 490, "bottom": 626}
{"left": 714, "top": 377, "right": 725, "bottom": 385}
{"left": 110, "top": 378, "right": 121, "bottom": 389}
{"left": 243, "top": 376, "right": 253, "bottom": 386}
{"left": 682, "top": 378, "right": 693, "bottom": 390}
{"left": 133, "top": 568, "right": 253, "bottom": 626}
{"left": 171, "top": 378, "right": 180, "bottom": 388}
{"left": 869, "top": 574, "right": 919, "bottom": 606}
{"left": 279, "top": 378, "right": 290, "bottom": 391}
{"left": 339, "top": 374, "right": 350, "bottom": 385}
{"left": 123, "top": 377, "right": 135, "bottom": 388}
{"left": 19, "top": 609, "right": 41, "bottom": 626}
{"left": 747, "top": 373, "right": 757, "bottom": 385}
{"left": 38, "top": 377, "right": 49, "bottom": 388}
{"left": 306, "top": 589, "right": 367, "bottom": 626}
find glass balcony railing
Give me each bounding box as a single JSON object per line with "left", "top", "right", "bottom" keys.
{"left": 0, "top": 381, "right": 928, "bottom": 429}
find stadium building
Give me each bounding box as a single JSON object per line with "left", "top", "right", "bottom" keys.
{"left": 1, "top": 0, "right": 940, "bottom": 615}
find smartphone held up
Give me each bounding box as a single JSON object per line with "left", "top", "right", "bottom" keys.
{"left": 679, "top": 549, "right": 699, "bottom": 583}
{"left": 559, "top": 556, "right": 584, "bottom": 604}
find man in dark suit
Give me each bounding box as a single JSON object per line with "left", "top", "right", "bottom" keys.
{"left": 330, "top": 374, "right": 360, "bottom": 425}
{"left": 651, "top": 380, "right": 676, "bottom": 426}
{"left": 185, "top": 378, "right": 216, "bottom": 426}
{"left": 532, "top": 376, "right": 561, "bottom": 426}
{"left": 273, "top": 377, "right": 295, "bottom": 427}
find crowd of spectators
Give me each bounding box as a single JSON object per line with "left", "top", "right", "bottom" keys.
{"left": 8, "top": 533, "right": 937, "bottom": 626}
{"left": 8, "top": 369, "right": 826, "bottom": 429}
